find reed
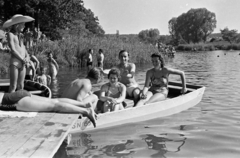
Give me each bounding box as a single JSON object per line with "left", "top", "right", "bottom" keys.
{"left": 0, "top": 36, "right": 159, "bottom": 74}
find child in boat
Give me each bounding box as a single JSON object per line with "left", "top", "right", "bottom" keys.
{"left": 61, "top": 67, "right": 102, "bottom": 111}
{"left": 115, "top": 50, "right": 140, "bottom": 106}
{"left": 47, "top": 51, "right": 59, "bottom": 79}
{"left": 0, "top": 90, "right": 96, "bottom": 127}
{"left": 36, "top": 66, "right": 51, "bottom": 86}
{"left": 99, "top": 68, "right": 127, "bottom": 113}
{"left": 25, "top": 60, "right": 36, "bottom": 81}
{"left": 135, "top": 53, "right": 187, "bottom": 106}
{"left": 3, "top": 14, "right": 35, "bottom": 92}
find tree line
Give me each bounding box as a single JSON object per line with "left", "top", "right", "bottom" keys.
{"left": 0, "top": 0, "right": 104, "bottom": 40}
{"left": 138, "top": 8, "right": 240, "bottom": 46}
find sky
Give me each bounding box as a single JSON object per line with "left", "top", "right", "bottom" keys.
{"left": 83, "top": 0, "right": 240, "bottom": 35}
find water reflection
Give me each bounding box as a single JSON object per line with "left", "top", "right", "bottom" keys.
{"left": 64, "top": 131, "right": 187, "bottom": 158}
{"left": 66, "top": 133, "right": 135, "bottom": 157}
{"left": 143, "top": 133, "right": 186, "bottom": 158}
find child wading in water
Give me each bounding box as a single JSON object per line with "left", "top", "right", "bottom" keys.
{"left": 47, "top": 51, "right": 59, "bottom": 80}
{"left": 37, "top": 66, "right": 51, "bottom": 86}
{"left": 3, "top": 14, "right": 35, "bottom": 92}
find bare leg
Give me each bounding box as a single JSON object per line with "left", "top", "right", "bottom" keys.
{"left": 145, "top": 93, "right": 166, "bottom": 104}
{"left": 133, "top": 88, "right": 141, "bottom": 106}
{"left": 32, "top": 95, "right": 88, "bottom": 107}
{"left": 113, "top": 103, "right": 124, "bottom": 111}
{"left": 17, "top": 66, "right": 26, "bottom": 90}
{"left": 82, "top": 94, "right": 98, "bottom": 110}
{"left": 9, "top": 65, "right": 18, "bottom": 92}
{"left": 134, "top": 91, "right": 153, "bottom": 107}
{"left": 17, "top": 97, "right": 96, "bottom": 127}
{"left": 103, "top": 101, "right": 112, "bottom": 113}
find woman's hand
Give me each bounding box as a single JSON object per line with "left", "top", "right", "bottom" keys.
{"left": 140, "top": 92, "right": 147, "bottom": 99}
{"left": 108, "top": 97, "right": 117, "bottom": 104}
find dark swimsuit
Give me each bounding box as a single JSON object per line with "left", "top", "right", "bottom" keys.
{"left": 149, "top": 71, "right": 169, "bottom": 98}
{"left": 0, "top": 90, "right": 31, "bottom": 110}
{"left": 105, "top": 83, "right": 127, "bottom": 107}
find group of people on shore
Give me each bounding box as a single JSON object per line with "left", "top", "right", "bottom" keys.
{"left": 0, "top": 14, "right": 187, "bottom": 128}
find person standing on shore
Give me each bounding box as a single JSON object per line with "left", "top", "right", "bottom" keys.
{"left": 97, "top": 49, "right": 104, "bottom": 70}
{"left": 3, "top": 14, "right": 35, "bottom": 92}
{"left": 86, "top": 49, "right": 93, "bottom": 72}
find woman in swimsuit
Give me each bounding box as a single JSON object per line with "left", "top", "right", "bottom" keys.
{"left": 99, "top": 68, "right": 126, "bottom": 113}
{"left": 3, "top": 15, "right": 35, "bottom": 92}
{"left": 116, "top": 50, "right": 141, "bottom": 106}
{"left": 0, "top": 90, "right": 97, "bottom": 127}
{"left": 135, "top": 53, "right": 187, "bottom": 106}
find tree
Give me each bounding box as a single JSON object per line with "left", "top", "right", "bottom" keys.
{"left": 220, "top": 27, "right": 238, "bottom": 44}
{"left": 168, "top": 8, "right": 216, "bottom": 44}
{"left": 138, "top": 28, "right": 160, "bottom": 44}
{"left": 0, "top": 0, "right": 105, "bottom": 40}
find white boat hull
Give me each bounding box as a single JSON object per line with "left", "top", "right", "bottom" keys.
{"left": 70, "top": 86, "right": 205, "bottom": 133}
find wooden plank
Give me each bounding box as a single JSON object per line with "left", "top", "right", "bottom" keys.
{"left": 0, "top": 113, "right": 79, "bottom": 158}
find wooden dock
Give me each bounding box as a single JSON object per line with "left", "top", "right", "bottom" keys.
{"left": 0, "top": 112, "right": 79, "bottom": 158}
{"left": 0, "top": 79, "right": 79, "bottom": 157}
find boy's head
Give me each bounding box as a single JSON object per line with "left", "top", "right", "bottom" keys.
{"left": 86, "top": 67, "right": 101, "bottom": 84}
{"left": 40, "top": 66, "right": 47, "bottom": 74}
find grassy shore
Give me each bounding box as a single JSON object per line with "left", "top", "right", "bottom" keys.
{"left": 176, "top": 41, "right": 240, "bottom": 51}
{"left": 0, "top": 36, "right": 159, "bottom": 75}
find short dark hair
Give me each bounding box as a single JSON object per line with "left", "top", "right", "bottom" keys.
{"left": 151, "top": 53, "right": 165, "bottom": 68}
{"left": 108, "top": 68, "right": 121, "bottom": 80}
{"left": 87, "top": 67, "right": 101, "bottom": 81}
{"left": 119, "top": 50, "right": 129, "bottom": 57}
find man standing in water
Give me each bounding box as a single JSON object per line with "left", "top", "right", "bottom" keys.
{"left": 47, "top": 51, "right": 59, "bottom": 79}
{"left": 116, "top": 50, "right": 140, "bottom": 106}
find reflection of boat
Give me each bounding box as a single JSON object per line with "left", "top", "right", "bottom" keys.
{"left": 70, "top": 81, "right": 205, "bottom": 133}
{"left": 0, "top": 79, "right": 52, "bottom": 97}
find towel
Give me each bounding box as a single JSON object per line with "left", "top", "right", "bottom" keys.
{"left": 0, "top": 110, "right": 37, "bottom": 118}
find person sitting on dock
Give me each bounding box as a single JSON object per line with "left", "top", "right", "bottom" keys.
{"left": 61, "top": 67, "right": 101, "bottom": 112}
{"left": 99, "top": 68, "right": 127, "bottom": 113}
{"left": 135, "top": 52, "right": 187, "bottom": 107}
{"left": 115, "top": 50, "right": 140, "bottom": 106}
{"left": 0, "top": 90, "right": 97, "bottom": 127}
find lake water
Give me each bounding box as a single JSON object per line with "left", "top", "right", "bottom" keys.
{"left": 20, "top": 50, "right": 240, "bottom": 157}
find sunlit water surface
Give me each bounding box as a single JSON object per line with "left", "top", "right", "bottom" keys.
{"left": 12, "top": 50, "right": 240, "bottom": 158}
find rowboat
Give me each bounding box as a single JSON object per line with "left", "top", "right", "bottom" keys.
{"left": 0, "top": 79, "right": 52, "bottom": 98}
{"left": 70, "top": 81, "right": 205, "bottom": 133}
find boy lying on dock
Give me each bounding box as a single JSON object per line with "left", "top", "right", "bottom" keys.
{"left": 0, "top": 90, "right": 97, "bottom": 127}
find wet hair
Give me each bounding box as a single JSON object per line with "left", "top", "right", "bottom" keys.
{"left": 118, "top": 50, "right": 129, "bottom": 57}
{"left": 151, "top": 52, "right": 165, "bottom": 68}
{"left": 99, "top": 49, "right": 103, "bottom": 53}
{"left": 108, "top": 68, "right": 121, "bottom": 80}
{"left": 87, "top": 67, "right": 101, "bottom": 81}
{"left": 89, "top": 49, "right": 93, "bottom": 53}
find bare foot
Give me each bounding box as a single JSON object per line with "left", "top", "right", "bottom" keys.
{"left": 87, "top": 107, "right": 96, "bottom": 128}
